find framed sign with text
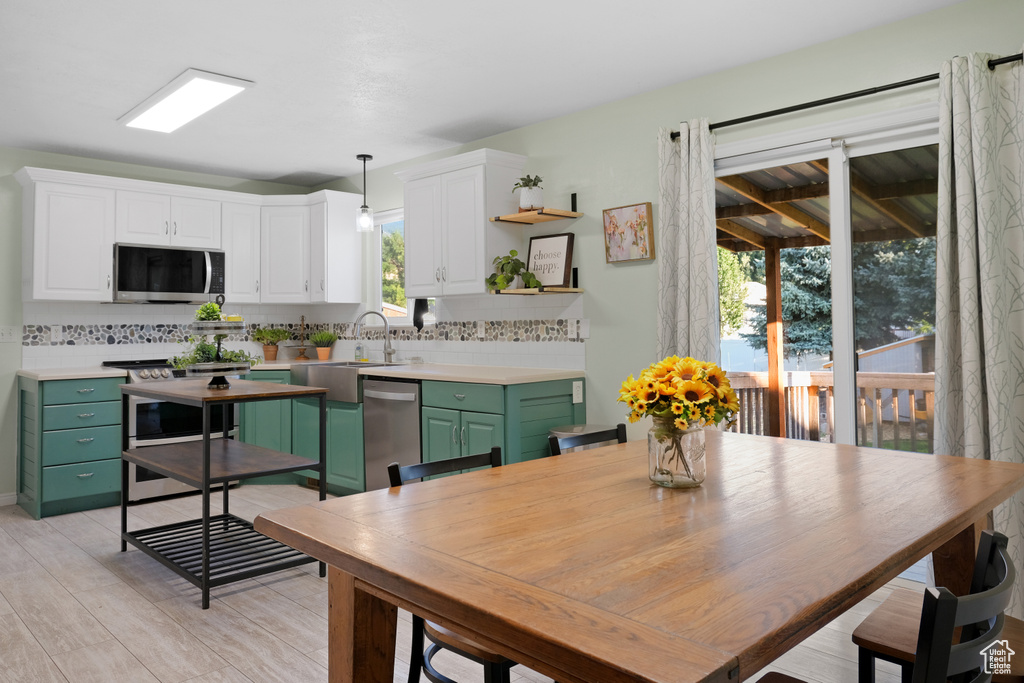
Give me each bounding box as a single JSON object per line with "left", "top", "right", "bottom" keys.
{"left": 527, "top": 233, "right": 575, "bottom": 288}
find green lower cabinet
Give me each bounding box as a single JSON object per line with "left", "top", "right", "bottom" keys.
{"left": 18, "top": 375, "right": 124, "bottom": 519}
{"left": 292, "top": 398, "right": 365, "bottom": 494}
{"left": 239, "top": 370, "right": 294, "bottom": 484}
{"left": 421, "top": 406, "right": 504, "bottom": 477}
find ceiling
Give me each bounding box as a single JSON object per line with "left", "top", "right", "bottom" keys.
{"left": 1, "top": 0, "right": 964, "bottom": 187}
{"left": 715, "top": 145, "right": 939, "bottom": 251}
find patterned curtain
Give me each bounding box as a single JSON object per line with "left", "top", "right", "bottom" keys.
{"left": 935, "top": 50, "right": 1024, "bottom": 617}
{"left": 656, "top": 120, "right": 720, "bottom": 362}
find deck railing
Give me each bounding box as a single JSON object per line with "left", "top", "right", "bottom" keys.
{"left": 726, "top": 371, "right": 935, "bottom": 452}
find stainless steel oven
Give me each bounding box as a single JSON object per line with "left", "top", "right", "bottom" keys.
{"left": 103, "top": 359, "right": 235, "bottom": 501}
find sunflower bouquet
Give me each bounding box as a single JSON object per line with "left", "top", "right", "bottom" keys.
{"left": 619, "top": 356, "right": 740, "bottom": 429}
{"left": 619, "top": 356, "right": 740, "bottom": 485}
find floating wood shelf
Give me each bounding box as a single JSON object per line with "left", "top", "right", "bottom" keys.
{"left": 490, "top": 208, "right": 583, "bottom": 224}
{"left": 492, "top": 286, "right": 584, "bottom": 295}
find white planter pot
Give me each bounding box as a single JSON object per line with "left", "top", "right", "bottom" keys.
{"left": 518, "top": 187, "right": 543, "bottom": 212}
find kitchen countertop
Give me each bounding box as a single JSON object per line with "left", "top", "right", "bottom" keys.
{"left": 251, "top": 361, "right": 583, "bottom": 385}
{"left": 20, "top": 361, "right": 583, "bottom": 386}
{"left": 17, "top": 367, "right": 128, "bottom": 381}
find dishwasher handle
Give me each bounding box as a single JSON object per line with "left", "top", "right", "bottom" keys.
{"left": 364, "top": 389, "right": 418, "bottom": 402}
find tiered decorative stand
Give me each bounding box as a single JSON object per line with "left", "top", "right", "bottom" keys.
{"left": 186, "top": 320, "right": 250, "bottom": 389}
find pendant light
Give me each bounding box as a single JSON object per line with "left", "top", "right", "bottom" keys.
{"left": 356, "top": 154, "right": 374, "bottom": 232}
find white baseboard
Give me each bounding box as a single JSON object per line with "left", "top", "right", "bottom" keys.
{"left": 0, "top": 492, "right": 18, "bottom": 507}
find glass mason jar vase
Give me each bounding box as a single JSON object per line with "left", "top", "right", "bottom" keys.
{"left": 648, "top": 418, "right": 706, "bottom": 488}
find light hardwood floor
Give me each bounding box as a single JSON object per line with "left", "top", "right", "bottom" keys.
{"left": 0, "top": 485, "right": 918, "bottom": 683}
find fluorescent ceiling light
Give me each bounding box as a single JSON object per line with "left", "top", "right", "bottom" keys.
{"left": 120, "top": 68, "right": 253, "bottom": 133}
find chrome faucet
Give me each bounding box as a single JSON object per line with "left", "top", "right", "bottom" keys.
{"left": 353, "top": 311, "right": 395, "bottom": 363}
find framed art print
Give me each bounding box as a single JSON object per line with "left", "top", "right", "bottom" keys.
{"left": 603, "top": 202, "right": 654, "bottom": 263}
{"left": 527, "top": 233, "right": 575, "bottom": 287}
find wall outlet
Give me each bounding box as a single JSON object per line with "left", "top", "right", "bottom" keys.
{"left": 476, "top": 320, "right": 485, "bottom": 339}
{"left": 0, "top": 325, "right": 17, "bottom": 344}
{"left": 572, "top": 380, "right": 583, "bottom": 404}
{"left": 567, "top": 319, "right": 577, "bottom": 339}
{"left": 50, "top": 325, "right": 62, "bottom": 342}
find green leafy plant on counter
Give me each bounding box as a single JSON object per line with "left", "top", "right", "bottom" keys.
{"left": 251, "top": 327, "right": 292, "bottom": 346}
{"left": 512, "top": 174, "right": 543, "bottom": 191}
{"left": 309, "top": 330, "right": 338, "bottom": 348}
{"left": 168, "top": 336, "right": 260, "bottom": 370}
{"left": 485, "top": 249, "right": 542, "bottom": 291}
{"left": 194, "top": 302, "right": 223, "bottom": 321}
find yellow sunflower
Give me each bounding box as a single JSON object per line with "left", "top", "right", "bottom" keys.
{"left": 703, "top": 364, "right": 729, "bottom": 397}
{"left": 670, "top": 402, "right": 685, "bottom": 415}
{"left": 674, "top": 416, "right": 691, "bottom": 430}
{"left": 679, "top": 358, "right": 706, "bottom": 383}
{"left": 677, "top": 379, "right": 713, "bottom": 405}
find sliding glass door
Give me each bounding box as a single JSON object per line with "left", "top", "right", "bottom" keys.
{"left": 714, "top": 114, "right": 938, "bottom": 450}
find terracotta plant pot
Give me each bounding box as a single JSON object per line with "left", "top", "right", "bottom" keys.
{"left": 263, "top": 345, "right": 278, "bottom": 361}
{"left": 316, "top": 347, "right": 331, "bottom": 361}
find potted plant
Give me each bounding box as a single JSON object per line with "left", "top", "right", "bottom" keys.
{"left": 168, "top": 336, "right": 260, "bottom": 371}
{"left": 485, "top": 249, "right": 542, "bottom": 291}
{"left": 513, "top": 174, "right": 543, "bottom": 212}
{"left": 309, "top": 330, "right": 338, "bottom": 361}
{"left": 251, "top": 327, "right": 292, "bottom": 361}
{"left": 194, "top": 302, "right": 223, "bottom": 321}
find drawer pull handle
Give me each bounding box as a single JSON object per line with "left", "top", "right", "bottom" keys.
{"left": 77, "top": 388, "right": 95, "bottom": 394}
{"left": 77, "top": 472, "right": 95, "bottom": 479}
{"left": 454, "top": 393, "right": 466, "bottom": 400}
{"left": 77, "top": 438, "right": 95, "bottom": 444}
{"left": 77, "top": 413, "right": 95, "bottom": 418}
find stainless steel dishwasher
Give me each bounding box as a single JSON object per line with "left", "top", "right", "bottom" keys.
{"left": 362, "top": 378, "right": 421, "bottom": 490}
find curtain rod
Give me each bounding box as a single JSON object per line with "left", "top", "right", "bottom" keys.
{"left": 670, "top": 52, "right": 1023, "bottom": 140}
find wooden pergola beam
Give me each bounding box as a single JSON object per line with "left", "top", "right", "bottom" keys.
{"left": 716, "top": 219, "right": 766, "bottom": 249}
{"left": 717, "top": 174, "right": 831, "bottom": 241}
{"left": 810, "top": 160, "right": 929, "bottom": 238}
{"left": 717, "top": 204, "right": 774, "bottom": 219}
{"left": 764, "top": 238, "right": 785, "bottom": 437}
{"left": 718, "top": 224, "right": 937, "bottom": 253}
{"left": 869, "top": 178, "right": 938, "bottom": 200}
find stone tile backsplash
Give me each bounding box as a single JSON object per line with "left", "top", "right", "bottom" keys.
{"left": 21, "top": 297, "right": 586, "bottom": 370}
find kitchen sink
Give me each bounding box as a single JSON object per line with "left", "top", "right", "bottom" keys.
{"left": 289, "top": 361, "right": 404, "bottom": 402}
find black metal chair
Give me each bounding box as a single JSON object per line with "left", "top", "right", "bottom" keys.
{"left": 852, "top": 529, "right": 1020, "bottom": 683}
{"left": 764, "top": 530, "right": 1015, "bottom": 683}
{"left": 547, "top": 423, "right": 626, "bottom": 456}
{"left": 387, "top": 447, "right": 515, "bottom": 683}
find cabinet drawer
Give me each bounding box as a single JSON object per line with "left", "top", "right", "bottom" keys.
{"left": 42, "top": 459, "right": 120, "bottom": 502}
{"left": 422, "top": 381, "right": 504, "bottom": 414}
{"left": 41, "top": 425, "right": 122, "bottom": 465}
{"left": 42, "top": 378, "right": 123, "bottom": 405}
{"left": 43, "top": 401, "right": 121, "bottom": 431}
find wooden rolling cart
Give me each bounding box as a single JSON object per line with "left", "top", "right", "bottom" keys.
{"left": 119, "top": 379, "right": 328, "bottom": 609}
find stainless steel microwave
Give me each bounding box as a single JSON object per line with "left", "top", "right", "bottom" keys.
{"left": 113, "top": 243, "right": 225, "bottom": 303}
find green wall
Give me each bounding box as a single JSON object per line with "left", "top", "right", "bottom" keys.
{"left": 321, "top": 0, "right": 1024, "bottom": 438}
{"left": 0, "top": 147, "right": 307, "bottom": 499}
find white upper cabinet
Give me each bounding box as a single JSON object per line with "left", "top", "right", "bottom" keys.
{"left": 397, "top": 149, "right": 524, "bottom": 298}
{"left": 116, "top": 191, "right": 221, "bottom": 248}
{"left": 260, "top": 204, "right": 311, "bottom": 303}
{"left": 16, "top": 171, "right": 115, "bottom": 302}
{"left": 403, "top": 175, "right": 443, "bottom": 297}
{"left": 309, "top": 190, "right": 363, "bottom": 304}
{"left": 222, "top": 202, "right": 262, "bottom": 304}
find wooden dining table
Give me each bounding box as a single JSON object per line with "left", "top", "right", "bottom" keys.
{"left": 254, "top": 430, "right": 1024, "bottom": 683}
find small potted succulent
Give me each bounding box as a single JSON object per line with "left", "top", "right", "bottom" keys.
{"left": 513, "top": 174, "right": 543, "bottom": 212}
{"left": 251, "top": 327, "right": 292, "bottom": 361}
{"left": 485, "top": 249, "right": 542, "bottom": 291}
{"left": 309, "top": 330, "right": 338, "bottom": 361}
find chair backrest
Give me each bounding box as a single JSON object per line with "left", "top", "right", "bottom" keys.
{"left": 912, "top": 530, "right": 1014, "bottom": 683}
{"left": 548, "top": 423, "right": 626, "bottom": 456}
{"left": 387, "top": 447, "right": 502, "bottom": 487}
